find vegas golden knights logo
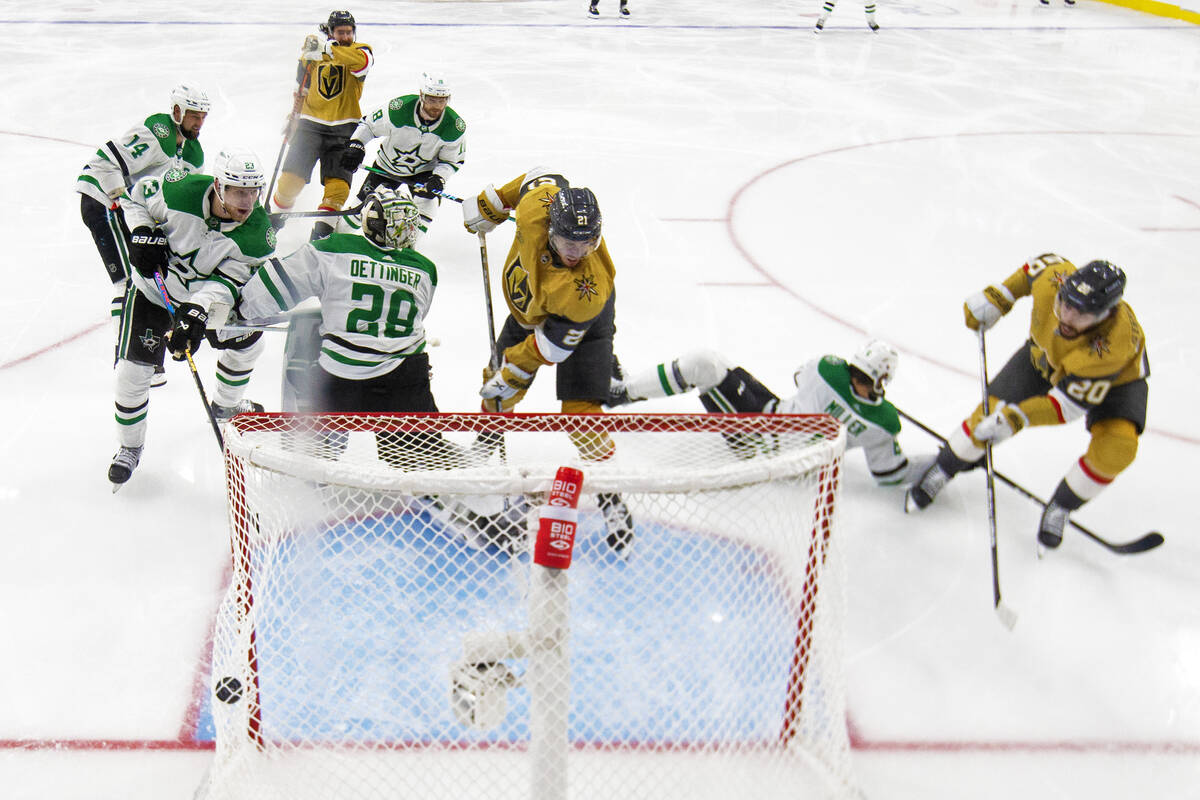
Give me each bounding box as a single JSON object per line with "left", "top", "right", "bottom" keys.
{"left": 318, "top": 65, "right": 346, "bottom": 100}
{"left": 505, "top": 261, "right": 531, "bottom": 314}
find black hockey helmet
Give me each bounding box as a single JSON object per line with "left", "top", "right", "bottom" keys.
{"left": 1058, "top": 260, "right": 1126, "bottom": 315}
{"left": 548, "top": 188, "right": 602, "bottom": 242}
{"left": 320, "top": 10, "right": 356, "bottom": 36}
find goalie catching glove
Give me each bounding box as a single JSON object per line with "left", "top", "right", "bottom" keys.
{"left": 462, "top": 185, "right": 508, "bottom": 234}
{"left": 169, "top": 302, "right": 208, "bottom": 357}
{"left": 972, "top": 401, "right": 1027, "bottom": 444}
{"left": 963, "top": 285, "right": 1014, "bottom": 332}
{"left": 128, "top": 226, "right": 169, "bottom": 279}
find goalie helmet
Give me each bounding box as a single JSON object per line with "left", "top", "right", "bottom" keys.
{"left": 848, "top": 339, "right": 898, "bottom": 397}
{"left": 420, "top": 71, "right": 452, "bottom": 99}
{"left": 361, "top": 185, "right": 420, "bottom": 250}
{"left": 169, "top": 83, "right": 211, "bottom": 124}
{"left": 1058, "top": 260, "right": 1126, "bottom": 315}
{"left": 320, "top": 9, "right": 356, "bottom": 36}
{"left": 548, "top": 187, "right": 602, "bottom": 242}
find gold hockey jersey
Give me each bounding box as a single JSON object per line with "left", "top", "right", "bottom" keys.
{"left": 998, "top": 253, "right": 1148, "bottom": 425}
{"left": 298, "top": 41, "right": 374, "bottom": 126}
{"left": 492, "top": 169, "right": 616, "bottom": 373}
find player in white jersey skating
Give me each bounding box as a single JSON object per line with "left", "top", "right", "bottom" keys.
{"left": 609, "top": 339, "right": 928, "bottom": 487}
{"left": 340, "top": 71, "right": 466, "bottom": 242}
{"left": 77, "top": 83, "right": 210, "bottom": 385}
{"left": 107, "top": 148, "right": 275, "bottom": 489}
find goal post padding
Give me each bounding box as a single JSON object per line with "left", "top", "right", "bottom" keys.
{"left": 202, "top": 412, "right": 857, "bottom": 800}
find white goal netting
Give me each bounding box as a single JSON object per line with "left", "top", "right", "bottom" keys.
{"left": 199, "top": 412, "right": 855, "bottom": 800}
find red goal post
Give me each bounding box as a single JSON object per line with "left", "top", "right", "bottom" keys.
{"left": 201, "top": 412, "right": 856, "bottom": 800}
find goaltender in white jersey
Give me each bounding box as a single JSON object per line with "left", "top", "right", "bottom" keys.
{"left": 610, "top": 340, "right": 926, "bottom": 486}
{"left": 236, "top": 186, "right": 437, "bottom": 396}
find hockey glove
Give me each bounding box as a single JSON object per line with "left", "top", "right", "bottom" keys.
{"left": 128, "top": 226, "right": 169, "bottom": 279}
{"left": 169, "top": 302, "right": 209, "bottom": 357}
{"left": 971, "top": 401, "right": 1027, "bottom": 444}
{"left": 413, "top": 174, "right": 445, "bottom": 199}
{"left": 963, "top": 285, "right": 1014, "bottom": 332}
{"left": 480, "top": 359, "right": 535, "bottom": 404}
{"left": 462, "top": 185, "right": 508, "bottom": 234}
{"left": 340, "top": 140, "right": 366, "bottom": 171}
{"left": 299, "top": 33, "right": 323, "bottom": 61}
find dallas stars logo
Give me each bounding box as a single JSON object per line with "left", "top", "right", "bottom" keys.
{"left": 140, "top": 329, "right": 162, "bottom": 352}
{"left": 384, "top": 143, "right": 423, "bottom": 172}
{"left": 574, "top": 273, "right": 599, "bottom": 302}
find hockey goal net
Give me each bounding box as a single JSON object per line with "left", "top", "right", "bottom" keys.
{"left": 200, "top": 412, "right": 855, "bottom": 800}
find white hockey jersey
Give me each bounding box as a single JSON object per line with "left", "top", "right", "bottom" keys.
{"left": 76, "top": 113, "right": 204, "bottom": 205}
{"left": 237, "top": 232, "right": 437, "bottom": 380}
{"left": 350, "top": 95, "right": 466, "bottom": 183}
{"left": 119, "top": 171, "right": 276, "bottom": 313}
{"left": 782, "top": 356, "right": 909, "bottom": 485}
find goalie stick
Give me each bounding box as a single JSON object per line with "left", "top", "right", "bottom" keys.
{"left": 897, "top": 407, "right": 1164, "bottom": 555}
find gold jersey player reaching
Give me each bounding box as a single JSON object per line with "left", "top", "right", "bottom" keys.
{"left": 462, "top": 166, "right": 632, "bottom": 552}
{"left": 905, "top": 255, "right": 1149, "bottom": 550}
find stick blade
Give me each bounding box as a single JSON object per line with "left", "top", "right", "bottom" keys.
{"left": 1111, "top": 531, "right": 1164, "bottom": 555}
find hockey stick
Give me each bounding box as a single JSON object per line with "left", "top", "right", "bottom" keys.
{"left": 268, "top": 201, "right": 366, "bottom": 223}
{"left": 360, "top": 166, "right": 516, "bottom": 219}
{"left": 265, "top": 62, "right": 312, "bottom": 214}
{"left": 977, "top": 331, "right": 1018, "bottom": 629}
{"left": 896, "top": 409, "right": 1164, "bottom": 555}
{"left": 152, "top": 273, "right": 225, "bottom": 452}
{"left": 475, "top": 231, "right": 509, "bottom": 462}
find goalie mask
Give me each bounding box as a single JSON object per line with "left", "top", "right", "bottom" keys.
{"left": 212, "top": 148, "right": 266, "bottom": 223}
{"left": 361, "top": 186, "right": 420, "bottom": 250}
{"left": 848, "top": 339, "right": 898, "bottom": 398}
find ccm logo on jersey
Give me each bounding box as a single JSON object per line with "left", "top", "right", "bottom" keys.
{"left": 131, "top": 234, "right": 168, "bottom": 246}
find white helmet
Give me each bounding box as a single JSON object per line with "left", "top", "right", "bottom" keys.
{"left": 214, "top": 148, "right": 266, "bottom": 188}
{"left": 420, "top": 71, "right": 452, "bottom": 99}
{"left": 849, "top": 339, "right": 898, "bottom": 396}
{"left": 361, "top": 185, "right": 420, "bottom": 250}
{"left": 170, "top": 83, "right": 211, "bottom": 124}
{"left": 213, "top": 147, "right": 266, "bottom": 210}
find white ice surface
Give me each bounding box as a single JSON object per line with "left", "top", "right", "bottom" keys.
{"left": 1, "top": 0, "right": 1199, "bottom": 797}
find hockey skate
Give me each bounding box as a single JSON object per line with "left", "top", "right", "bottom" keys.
{"left": 867, "top": 17, "right": 879, "bottom": 31}
{"left": 619, "top": 2, "right": 630, "bottom": 17}
{"left": 151, "top": 364, "right": 167, "bottom": 388}
{"left": 597, "top": 492, "right": 635, "bottom": 553}
{"left": 211, "top": 398, "right": 266, "bottom": 421}
{"left": 814, "top": 18, "right": 825, "bottom": 33}
{"left": 1037, "top": 502, "right": 1070, "bottom": 551}
{"left": 904, "top": 462, "right": 949, "bottom": 513}
{"left": 108, "top": 445, "right": 143, "bottom": 491}
{"left": 588, "top": 2, "right": 599, "bottom": 17}
{"left": 309, "top": 221, "right": 334, "bottom": 241}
